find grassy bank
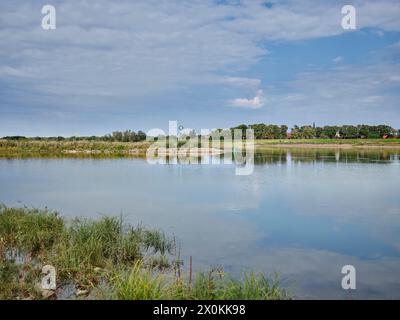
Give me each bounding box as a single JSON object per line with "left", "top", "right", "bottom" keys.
{"left": 1, "top": 138, "right": 399, "bottom": 158}
{"left": 254, "top": 138, "right": 400, "bottom": 147}
{"left": 0, "top": 206, "right": 288, "bottom": 300}
{"left": 0, "top": 140, "right": 151, "bottom": 158}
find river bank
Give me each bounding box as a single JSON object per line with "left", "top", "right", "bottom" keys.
{"left": 0, "top": 139, "right": 399, "bottom": 158}
{"left": 254, "top": 138, "right": 400, "bottom": 148}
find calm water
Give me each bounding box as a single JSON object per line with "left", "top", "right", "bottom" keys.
{"left": 1, "top": 148, "right": 400, "bottom": 299}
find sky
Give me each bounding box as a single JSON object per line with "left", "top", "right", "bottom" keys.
{"left": 0, "top": 0, "right": 399, "bottom": 136}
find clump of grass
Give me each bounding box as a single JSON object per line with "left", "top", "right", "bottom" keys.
{"left": 0, "top": 205, "right": 64, "bottom": 256}
{"left": 181, "top": 269, "right": 287, "bottom": 300}
{"left": 193, "top": 271, "right": 286, "bottom": 300}
{"left": 0, "top": 259, "right": 43, "bottom": 300}
{"left": 142, "top": 229, "right": 175, "bottom": 255}
{"left": 109, "top": 265, "right": 288, "bottom": 300}
{"left": 48, "top": 217, "right": 175, "bottom": 287}
{"left": 146, "top": 255, "right": 171, "bottom": 270}
{"left": 52, "top": 217, "right": 144, "bottom": 282}
{"left": 0, "top": 259, "right": 20, "bottom": 299}
{"left": 110, "top": 262, "right": 167, "bottom": 300}
{"left": 0, "top": 206, "right": 176, "bottom": 296}
{"left": 0, "top": 206, "right": 289, "bottom": 300}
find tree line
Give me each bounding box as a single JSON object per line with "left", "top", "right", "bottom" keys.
{"left": 230, "top": 124, "right": 399, "bottom": 139}
{"left": 2, "top": 124, "right": 399, "bottom": 141}
{"left": 2, "top": 130, "right": 147, "bottom": 142}
{"left": 103, "top": 130, "right": 147, "bottom": 142}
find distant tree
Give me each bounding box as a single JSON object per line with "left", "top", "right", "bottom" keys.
{"left": 340, "top": 125, "right": 358, "bottom": 139}
{"left": 271, "top": 125, "right": 282, "bottom": 139}
{"left": 136, "top": 131, "right": 146, "bottom": 141}
{"left": 211, "top": 128, "right": 231, "bottom": 141}
{"left": 290, "top": 125, "right": 301, "bottom": 139}
{"left": 231, "top": 124, "right": 248, "bottom": 139}
{"left": 300, "top": 125, "right": 316, "bottom": 139}
{"left": 322, "top": 126, "right": 338, "bottom": 139}
{"left": 112, "top": 131, "right": 123, "bottom": 141}
{"left": 376, "top": 125, "right": 395, "bottom": 138}
{"left": 358, "top": 125, "right": 369, "bottom": 138}
{"left": 5, "top": 124, "right": 396, "bottom": 142}
{"left": 264, "top": 125, "right": 276, "bottom": 139}
{"left": 280, "top": 125, "right": 288, "bottom": 139}
{"left": 235, "top": 124, "right": 248, "bottom": 131}
{"left": 249, "top": 124, "right": 266, "bottom": 139}
{"left": 315, "top": 127, "right": 324, "bottom": 138}
{"left": 3, "top": 136, "right": 27, "bottom": 140}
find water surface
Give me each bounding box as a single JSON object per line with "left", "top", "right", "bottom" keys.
{"left": 1, "top": 148, "right": 399, "bottom": 299}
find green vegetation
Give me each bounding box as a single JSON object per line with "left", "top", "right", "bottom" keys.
{"left": 0, "top": 140, "right": 151, "bottom": 158}
{"left": 2, "top": 129, "right": 147, "bottom": 143}
{"left": 3, "top": 123, "right": 399, "bottom": 143}
{"left": 1, "top": 137, "right": 399, "bottom": 159}
{"left": 231, "top": 123, "right": 399, "bottom": 139}
{"left": 231, "top": 124, "right": 288, "bottom": 139}
{"left": 254, "top": 138, "right": 400, "bottom": 146}
{"left": 2, "top": 123, "right": 398, "bottom": 158}
{"left": 0, "top": 206, "right": 288, "bottom": 300}
{"left": 111, "top": 264, "right": 285, "bottom": 300}
{"left": 103, "top": 130, "right": 147, "bottom": 142}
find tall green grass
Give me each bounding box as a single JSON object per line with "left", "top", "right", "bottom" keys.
{"left": 111, "top": 264, "right": 288, "bottom": 300}
{"left": 0, "top": 205, "right": 64, "bottom": 255}
{"left": 0, "top": 206, "right": 288, "bottom": 300}
{"left": 111, "top": 262, "right": 167, "bottom": 300}
{"left": 0, "top": 206, "right": 175, "bottom": 289}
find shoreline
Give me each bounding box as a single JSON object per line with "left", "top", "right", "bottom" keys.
{"left": 255, "top": 143, "right": 400, "bottom": 149}
{"left": 0, "top": 139, "right": 399, "bottom": 158}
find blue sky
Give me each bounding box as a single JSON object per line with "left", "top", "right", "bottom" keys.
{"left": 0, "top": 0, "right": 399, "bottom": 136}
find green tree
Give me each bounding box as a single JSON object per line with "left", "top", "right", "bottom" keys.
{"left": 280, "top": 125, "right": 288, "bottom": 139}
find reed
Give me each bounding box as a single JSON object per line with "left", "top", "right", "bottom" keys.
{"left": 0, "top": 206, "right": 288, "bottom": 300}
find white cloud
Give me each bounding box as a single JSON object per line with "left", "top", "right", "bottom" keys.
{"left": 229, "top": 89, "right": 265, "bottom": 109}
{"left": 262, "top": 62, "right": 400, "bottom": 125}
{"left": 333, "top": 56, "right": 344, "bottom": 63}
{"left": 1, "top": 0, "right": 400, "bottom": 135}
{"left": 1, "top": 0, "right": 400, "bottom": 104}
